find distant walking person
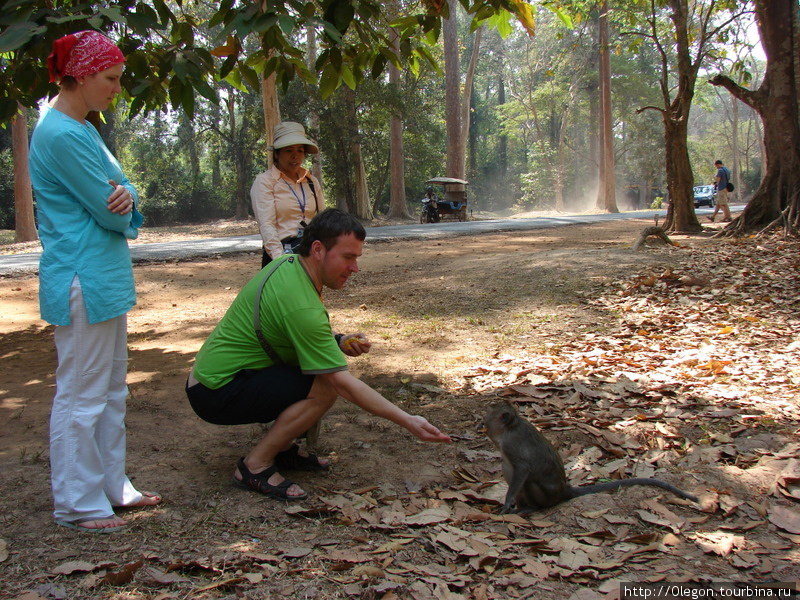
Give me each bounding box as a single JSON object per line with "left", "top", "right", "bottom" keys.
{"left": 709, "top": 159, "right": 732, "bottom": 223}
{"left": 251, "top": 122, "right": 324, "bottom": 268}
{"left": 28, "top": 30, "right": 161, "bottom": 533}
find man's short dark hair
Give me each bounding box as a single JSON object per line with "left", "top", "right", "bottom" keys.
{"left": 714, "top": 160, "right": 723, "bottom": 165}
{"left": 297, "top": 208, "right": 366, "bottom": 256}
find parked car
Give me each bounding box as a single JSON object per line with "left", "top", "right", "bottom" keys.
{"left": 693, "top": 184, "right": 716, "bottom": 208}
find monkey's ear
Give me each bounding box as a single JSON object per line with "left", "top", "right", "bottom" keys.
{"left": 500, "top": 408, "right": 516, "bottom": 426}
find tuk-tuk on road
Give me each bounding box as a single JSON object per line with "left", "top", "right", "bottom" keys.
{"left": 420, "top": 177, "right": 469, "bottom": 223}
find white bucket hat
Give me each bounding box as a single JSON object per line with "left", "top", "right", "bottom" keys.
{"left": 270, "top": 121, "right": 319, "bottom": 154}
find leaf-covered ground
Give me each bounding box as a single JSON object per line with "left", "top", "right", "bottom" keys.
{"left": 0, "top": 215, "right": 798, "bottom": 600}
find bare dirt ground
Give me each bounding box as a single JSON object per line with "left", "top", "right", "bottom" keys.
{"left": 1, "top": 213, "right": 799, "bottom": 600}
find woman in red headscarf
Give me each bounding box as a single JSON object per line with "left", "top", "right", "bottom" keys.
{"left": 29, "top": 30, "right": 161, "bottom": 533}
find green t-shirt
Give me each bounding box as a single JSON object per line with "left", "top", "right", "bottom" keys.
{"left": 193, "top": 255, "right": 347, "bottom": 389}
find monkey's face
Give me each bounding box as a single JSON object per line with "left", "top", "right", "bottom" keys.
{"left": 484, "top": 401, "right": 518, "bottom": 443}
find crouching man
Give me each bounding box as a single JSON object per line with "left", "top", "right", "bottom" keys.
{"left": 186, "top": 208, "right": 452, "bottom": 501}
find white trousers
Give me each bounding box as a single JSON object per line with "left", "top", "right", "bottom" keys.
{"left": 50, "top": 276, "right": 142, "bottom": 523}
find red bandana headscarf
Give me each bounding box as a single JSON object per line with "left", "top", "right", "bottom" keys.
{"left": 47, "top": 30, "right": 125, "bottom": 83}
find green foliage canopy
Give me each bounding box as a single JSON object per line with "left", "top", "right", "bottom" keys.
{"left": 0, "top": 0, "right": 540, "bottom": 121}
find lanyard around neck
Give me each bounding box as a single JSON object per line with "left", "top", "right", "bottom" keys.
{"left": 284, "top": 179, "right": 307, "bottom": 217}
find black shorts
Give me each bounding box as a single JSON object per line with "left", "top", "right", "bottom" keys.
{"left": 186, "top": 365, "right": 315, "bottom": 425}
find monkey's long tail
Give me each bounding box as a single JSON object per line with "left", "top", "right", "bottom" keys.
{"left": 568, "top": 478, "right": 698, "bottom": 502}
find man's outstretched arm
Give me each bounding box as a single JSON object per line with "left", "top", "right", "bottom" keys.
{"left": 321, "top": 370, "right": 452, "bottom": 443}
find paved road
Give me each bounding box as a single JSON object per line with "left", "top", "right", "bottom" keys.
{"left": 0, "top": 207, "right": 683, "bottom": 276}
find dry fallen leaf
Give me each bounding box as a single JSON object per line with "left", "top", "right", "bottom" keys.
{"left": 51, "top": 561, "right": 98, "bottom": 575}
{"left": 97, "top": 560, "right": 143, "bottom": 586}
{"left": 694, "top": 531, "right": 742, "bottom": 557}
{"left": 623, "top": 532, "right": 659, "bottom": 545}
{"left": 139, "top": 567, "right": 191, "bottom": 586}
{"left": 641, "top": 498, "right": 687, "bottom": 531}
{"left": 718, "top": 494, "right": 744, "bottom": 517}
{"left": 187, "top": 577, "right": 245, "bottom": 596}
{"left": 282, "top": 547, "right": 313, "bottom": 559}
{"left": 768, "top": 505, "right": 800, "bottom": 534}
{"left": 636, "top": 510, "right": 680, "bottom": 533}
{"left": 284, "top": 502, "right": 338, "bottom": 517}
{"left": 405, "top": 507, "right": 452, "bottom": 526}
{"left": 776, "top": 459, "right": 800, "bottom": 501}
{"left": 729, "top": 552, "right": 760, "bottom": 569}
{"left": 460, "top": 483, "right": 506, "bottom": 505}
{"left": 325, "top": 550, "right": 373, "bottom": 563}
{"left": 165, "top": 559, "right": 222, "bottom": 575}
{"left": 353, "top": 564, "right": 385, "bottom": 578}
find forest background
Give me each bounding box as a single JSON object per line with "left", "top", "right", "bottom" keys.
{"left": 0, "top": 1, "right": 771, "bottom": 234}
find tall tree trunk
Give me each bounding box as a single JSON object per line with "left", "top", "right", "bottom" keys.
{"left": 372, "top": 147, "right": 391, "bottom": 216}
{"left": 710, "top": 0, "right": 800, "bottom": 235}
{"left": 306, "top": 25, "right": 323, "bottom": 188}
{"left": 352, "top": 141, "right": 373, "bottom": 220}
{"left": 652, "top": 0, "right": 703, "bottom": 233}
{"left": 587, "top": 9, "right": 600, "bottom": 202}
{"left": 260, "top": 45, "right": 281, "bottom": 157}
{"left": 553, "top": 85, "right": 579, "bottom": 212}
{"left": 12, "top": 104, "right": 36, "bottom": 242}
{"left": 755, "top": 111, "right": 767, "bottom": 183}
{"left": 344, "top": 89, "right": 372, "bottom": 220}
{"left": 730, "top": 95, "right": 740, "bottom": 202}
{"left": 498, "top": 75, "right": 507, "bottom": 179}
{"left": 663, "top": 118, "right": 696, "bottom": 231}
{"left": 661, "top": 108, "right": 700, "bottom": 231}
{"left": 443, "top": 0, "right": 478, "bottom": 208}
{"left": 555, "top": 145, "right": 566, "bottom": 212}
{"left": 588, "top": 87, "right": 599, "bottom": 197}
{"left": 179, "top": 113, "right": 200, "bottom": 189}
{"left": 387, "top": 17, "right": 411, "bottom": 220}
{"left": 597, "top": 0, "right": 618, "bottom": 213}
{"left": 554, "top": 102, "right": 572, "bottom": 212}
{"left": 461, "top": 25, "right": 483, "bottom": 171}
{"left": 226, "top": 92, "right": 250, "bottom": 220}
{"left": 258, "top": 0, "right": 281, "bottom": 146}
{"left": 387, "top": 100, "right": 408, "bottom": 219}
{"left": 443, "top": 0, "right": 463, "bottom": 180}
{"left": 177, "top": 112, "right": 201, "bottom": 219}
{"left": 210, "top": 102, "right": 222, "bottom": 193}
{"left": 469, "top": 93, "right": 478, "bottom": 178}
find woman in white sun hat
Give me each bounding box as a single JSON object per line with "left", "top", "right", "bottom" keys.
{"left": 250, "top": 122, "right": 325, "bottom": 268}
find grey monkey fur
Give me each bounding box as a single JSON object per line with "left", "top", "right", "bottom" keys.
{"left": 484, "top": 401, "right": 698, "bottom": 514}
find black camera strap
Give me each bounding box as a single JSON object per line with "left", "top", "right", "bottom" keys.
{"left": 307, "top": 179, "right": 320, "bottom": 213}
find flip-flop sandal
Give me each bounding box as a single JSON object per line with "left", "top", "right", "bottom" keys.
{"left": 275, "top": 444, "right": 330, "bottom": 472}
{"left": 55, "top": 518, "right": 128, "bottom": 534}
{"left": 232, "top": 457, "right": 308, "bottom": 501}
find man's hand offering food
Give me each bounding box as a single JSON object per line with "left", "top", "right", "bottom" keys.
{"left": 340, "top": 333, "right": 371, "bottom": 357}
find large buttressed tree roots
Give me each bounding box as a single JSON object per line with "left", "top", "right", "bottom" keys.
{"left": 710, "top": 0, "right": 800, "bottom": 237}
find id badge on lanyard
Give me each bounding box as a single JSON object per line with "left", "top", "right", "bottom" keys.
{"left": 284, "top": 180, "right": 308, "bottom": 253}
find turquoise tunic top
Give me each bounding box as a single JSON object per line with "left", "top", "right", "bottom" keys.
{"left": 29, "top": 105, "right": 143, "bottom": 325}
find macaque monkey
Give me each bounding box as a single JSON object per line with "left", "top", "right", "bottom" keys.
{"left": 484, "top": 401, "right": 698, "bottom": 514}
